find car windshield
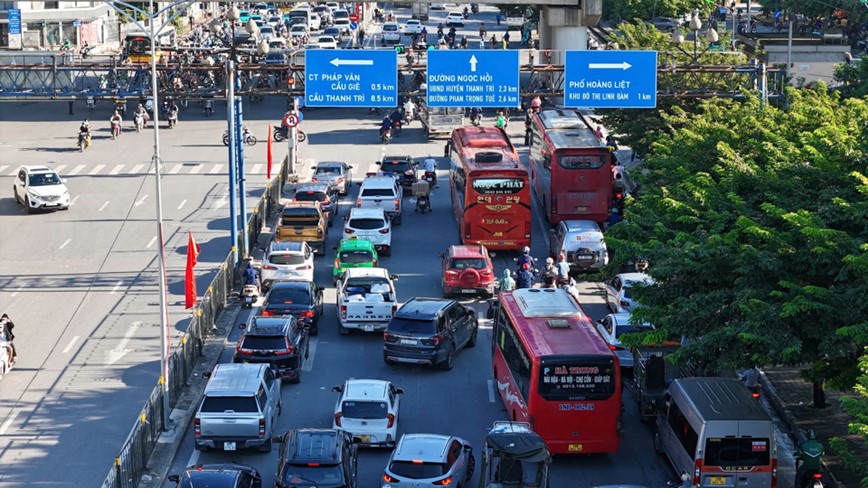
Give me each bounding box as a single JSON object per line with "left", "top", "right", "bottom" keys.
{"left": 295, "top": 191, "right": 328, "bottom": 203}
{"left": 340, "top": 250, "right": 374, "bottom": 264}
{"left": 316, "top": 165, "right": 341, "bottom": 175}
{"left": 341, "top": 400, "right": 388, "bottom": 419}
{"left": 383, "top": 24, "right": 398, "bottom": 31}
{"left": 324, "top": 28, "right": 340, "bottom": 35}
{"left": 361, "top": 188, "right": 395, "bottom": 197}
{"left": 241, "top": 335, "right": 287, "bottom": 350}
{"left": 281, "top": 465, "right": 345, "bottom": 485}
{"left": 389, "top": 461, "right": 446, "bottom": 479}
{"left": 388, "top": 317, "right": 435, "bottom": 335}
{"left": 28, "top": 173, "right": 62, "bottom": 186}
{"left": 450, "top": 258, "right": 486, "bottom": 270}
{"left": 349, "top": 218, "right": 385, "bottom": 230}
{"left": 319, "top": 37, "right": 334, "bottom": 43}
{"left": 200, "top": 395, "right": 259, "bottom": 413}
{"left": 267, "top": 287, "right": 311, "bottom": 305}
{"left": 381, "top": 161, "right": 412, "bottom": 172}
{"left": 268, "top": 253, "right": 307, "bottom": 265}
{"left": 615, "top": 325, "right": 642, "bottom": 338}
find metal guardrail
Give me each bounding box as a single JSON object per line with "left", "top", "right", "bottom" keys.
{"left": 100, "top": 156, "right": 290, "bottom": 488}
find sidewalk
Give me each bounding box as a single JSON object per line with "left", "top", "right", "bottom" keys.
{"left": 764, "top": 367, "right": 866, "bottom": 487}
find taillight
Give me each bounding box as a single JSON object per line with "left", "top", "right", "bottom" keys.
{"left": 434, "top": 476, "right": 452, "bottom": 486}
{"left": 261, "top": 309, "right": 272, "bottom": 317}
{"left": 356, "top": 198, "right": 362, "bottom": 207}
{"left": 524, "top": 220, "right": 531, "bottom": 238}
{"left": 391, "top": 303, "right": 398, "bottom": 315}
{"left": 382, "top": 474, "right": 397, "bottom": 483}
{"left": 311, "top": 177, "right": 318, "bottom": 182}
{"left": 394, "top": 199, "right": 400, "bottom": 210}
{"left": 384, "top": 331, "right": 396, "bottom": 342}
{"left": 620, "top": 300, "right": 630, "bottom": 307}
{"left": 345, "top": 227, "right": 355, "bottom": 234}
{"left": 261, "top": 264, "right": 277, "bottom": 270}
{"left": 340, "top": 305, "right": 347, "bottom": 321}
{"left": 423, "top": 335, "right": 443, "bottom": 346}
{"left": 812, "top": 473, "right": 823, "bottom": 479}
{"left": 615, "top": 192, "right": 623, "bottom": 200}
{"left": 259, "top": 418, "right": 266, "bottom": 437}
{"left": 317, "top": 228, "right": 323, "bottom": 238}
{"left": 194, "top": 417, "right": 201, "bottom": 436}
{"left": 299, "top": 310, "right": 314, "bottom": 318}
{"left": 693, "top": 459, "right": 702, "bottom": 486}
{"left": 609, "top": 344, "right": 624, "bottom": 351}
{"left": 336, "top": 177, "right": 345, "bottom": 184}
{"left": 334, "top": 412, "right": 342, "bottom": 426}
{"left": 387, "top": 413, "right": 395, "bottom": 428}
{"left": 236, "top": 342, "right": 254, "bottom": 354}
{"left": 379, "top": 227, "right": 390, "bottom": 234}
{"left": 771, "top": 458, "right": 777, "bottom": 488}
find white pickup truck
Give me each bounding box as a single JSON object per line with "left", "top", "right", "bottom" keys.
{"left": 337, "top": 267, "right": 399, "bottom": 335}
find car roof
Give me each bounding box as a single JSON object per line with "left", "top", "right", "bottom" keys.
{"left": 394, "top": 434, "right": 451, "bottom": 462}
{"left": 348, "top": 207, "right": 387, "bottom": 219}
{"left": 20, "top": 165, "right": 55, "bottom": 174}
{"left": 563, "top": 219, "right": 602, "bottom": 233}
{"left": 295, "top": 182, "right": 331, "bottom": 192}
{"left": 448, "top": 244, "right": 487, "bottom": 259}
{"left": 268, "top": 241, "right": 307, "bottom": 253}
{"left": 270, "top": 280, "right": 312, "bottom": 290}
{"left": 343, "top": 379, "right": 390, "bottom": 401}
{"left": 360, "top": 176, "right": 399, "bottom": 188}
{"left": 247, "top": 316, "right": 292, "bottom": 335}
{"left": 395, "top": 298, "right": 452, "bottom": 319}
{"left": 287, "top": 428, "right": 343, "bottom": 461}
{"left": 205, "top": 363, "right": 267, "bottom": 394}
{"left": 383, "top": 155, "right": 412, "bottom": 161}
{"left": 343, "top": 267, "right": 390, "bottom": 279}
{"left": 607, "top": 312, "right": 633, "bottom": 325}
{"left": 618, "top": 272, "right": 653, "bottom": 285}
{"left": 337, "top": 237, "right": 376, "bottom": 251}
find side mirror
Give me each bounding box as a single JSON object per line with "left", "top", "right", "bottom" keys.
{"left": 463, "top": 444, "right": 472, "bottom": 452}
{"left": 348, "top": 165, "right": 354, "bottom": 169}
{"left": 395, "top": 387, "right": 404, "bottom": 394}
{"left": 332, "top": 385, "right": 343, "bottom": 392}
{"left": 375, "top": 161, "right": 382, "bottom": 165}
{"left": 168, "top": 475, "right": 180, "bottom": 482}
{"left": 390, "top": 275, "right": 399, "bottom": 281}
{"left": 239, "top": 323, "right": 247, "bottom": 329}
{"left": 311, "top": 166, "right": 316, "bottom": 170}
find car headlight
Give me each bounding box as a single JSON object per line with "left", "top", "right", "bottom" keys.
{"left": 27, "top": 190, "right": 39, "bottom": 199}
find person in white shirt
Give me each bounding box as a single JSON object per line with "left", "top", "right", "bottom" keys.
{"left": 423, "top": 156, "right": 437, "bottom": 188}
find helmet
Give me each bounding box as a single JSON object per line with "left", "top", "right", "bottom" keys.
{"left": 807, "top": 429, "right": 817, "bottom": 440}
{"left": 546, "top": 257, "right": 554, "bottom": 265}
{"left": 522, "top": 246, "right": 530, "bottom": 255}
{"left": 522, "top": 263, "right": 530, "bottom": 270}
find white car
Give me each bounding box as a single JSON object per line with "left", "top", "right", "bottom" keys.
{"left": 290, "top": 24, "right": 309, "bottom": 38}
{"left": 13, "top": 165, "right": 71, "bottom": 213}
{"left": 260, "top": 241, "right": 315, "bottom": 286}
{"left": 343, "top": 207, "right": 392, "bottom": 256}
{"left": 403, "top": 19, "right": 423, "bottom": 34}
{"left": 267, "top": 16, "right": 281, "bottom": 27}
{"left": 382, "top": 22, "right": 401, "bottom": 43}
{"left": 430, "top": 3, "right": 447, "bottom": 9}
{"left": 309, "top": 12, "right": 322, "bottom": 30}
{"left": 596, "top": 312, "right": 653, "bottom": 368}
{"left": 332, "top": 379, "right": 403, "bottom": 447}
{"left": 326, "top": 2, "right": 340, "bottom": 11}
{"left": 333, "top": 18, "right": 351, "bottom": 36}
{"left": 259, "top": 25, "right": 275, "bottom": 40}
{"left": 357, "top": 175, "right": 403, "bottom": 225}
{"left": 445, "top": 11, "right": 465, "bottom": 26}
{"left": 606, "top": 272, "right": 655, "bottom": 313}
{"left": 318, "top": 35, "right": 338, "bottom": 49}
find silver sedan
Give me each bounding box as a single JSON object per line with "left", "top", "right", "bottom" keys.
{"left": 311, "top": 161, "right": 353, "bottom": 195}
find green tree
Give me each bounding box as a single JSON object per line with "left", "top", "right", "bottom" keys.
{"left": 831, "top": 347, "right": 868, "bottom": 486}
{"left": 834, "top": 57, "right": 868, "bottom": 99}
{"left": 607, "top": 85, "right": 868, "bottom": 398}
{"left": 603, "top": 0, "right": 714, "bottom": 22}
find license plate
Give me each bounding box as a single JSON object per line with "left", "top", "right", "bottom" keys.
{"left": 244, "top": 297, "right": 254, "bottom": 303}
{"left": 709, "top": 477, "right": 726, "bottom": 485}
{"left": 575, "top": 206, "right": 588, "bottom": 212}
{"left": 224, "top": 442, "right": 236, "bottom": 451}
{"left": 400, "top": 339, "right": 418, "bottom": 345}
{"left": 363, "top": 324, "right": 374, "bottom": 332}
{"left": 577, "top": 255, "right": 593, "bottom": 260}
{"left": 568, "top": 444, "right": 583, "bottom": 452}
{"left": 359, "top": 435, "right": 371, "bottom": 443}
{"left": 461, "top": 289, "right": 476, "bottom": 293}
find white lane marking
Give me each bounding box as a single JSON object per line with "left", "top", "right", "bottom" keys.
{"left": 209, "top": 164, "right": 224, "bottom": 174}
{"left": 10, "top": 286, "right": 22, "bottom": 297}
{"left": 59, "top": 238, "right": 72, "bottom": 250}
{"left": 134, "top": 194, "right": 148, "bottom": 207}
{"left": 70, "top": 195, "right": 80, "bottom": 206}
{"left": 98, "top": 201, "right": 110, "bottom": 212}
{"left": 214, "top": 197, "right": 227, "bottom": 209}
{"left": 177, "top": 199, "right": 187, "bottom": 210}
{"left": 186, "top": 450, "right": 201, "bottom": 470}
{"left": 67, "top": 164, "right": 87, "bottom": 175}
{"left": 53, "top": 164, "right": 68, "bottom": 174}
{"left": 130, "top": 164, "right": 145, "bottom": 174}
{"left": 106, "top": 322, "right": 139, "bottom": 365}
{"left": 487, "top": 379, "right": 496, "bottom": 403}
{"left": 0, "top": 409, "right": 20, "bottom": 435}
{"left": 188, "top": 164, "right": 202, "bottom": 174}
{"left": 250, "top": 164, "right": 263, "bottom": 174}
{"left": 110, "top": 280, "right": 123, "bottom": 294}
{"left": 0, "top": 165, "right": 7, "bottom": 174}
{"left": 109, "top": 164, "right": 125, "bottom": 175}
{"left": 367, "top": 163, "right": 379, "bottom": 174}
{"left": 302, "top": 337, "right": 318, "bottom": 372}
{"left": 62, "top": 336, "right": 80, "bottom": 353}
{"left": 5, "top": 167, "right": 16, "bottom": 176}
{"left": 147, "top": 236, "right": 157, "bottom": 248}
{"left": 168, "top": 164, "right": 183, "bottom": 174}
{"left": 88, "top": 164, "right": 106, "bottom": 175}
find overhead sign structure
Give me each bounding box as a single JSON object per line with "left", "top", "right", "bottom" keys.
{"left": 305, "top": 49, "right": 397, "bottom": 108}
{"left": 564, "top": 50, "right": 658, "bottom": 109}
{"left": 426, "top": 50, "right": 519, "bottom": 108}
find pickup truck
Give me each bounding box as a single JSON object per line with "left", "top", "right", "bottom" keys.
{"left": 337, "top": 267, "right": 399, "bottom": 335}
{"left": 275, "top": 202, "right": 328, "bottom": 255}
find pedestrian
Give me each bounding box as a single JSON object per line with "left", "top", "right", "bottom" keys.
{"left": 478, "top": 37, "right": 485, "bottom": 49}
{"left": 499, "top": 269, "right": 516, "bottom": 292}
{"left": 359, "top": 28, "right": 366, "bottom": 46}
{"left": 503, "top": 31, "right": 510, "bottom": 47}
{"left": 523, "top": 110, "right": 533, "bottom": 145}
{"left": 68, "top": 100, "right": 74, "bottom": 115}
{"left": 491, "top": 34, "right": 498, "bottom": 49}
{"left": 189, "top": 14, "right": 194, "bottom": 29}
{"left": 496, "top": 12, "right": 502, "bottom": 26}
{"left": 593, "top": 125, "right": 604, "bottom": 140}
{"left": 495, "top": 110, "right": 506, "bottom": 128}
{"left": 460, "top": 36, "right": 467, "bottom": 49}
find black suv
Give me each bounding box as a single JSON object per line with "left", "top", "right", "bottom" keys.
{"left": 233, "top": 316, "right": 309, "bottom": 383}
{"left": 168, "top": 463, "right": 262, "bottom": 488}
{"left": 377, "top": 156, "right": 416, "bottom": 194}
{"left": 274, "top": 428, "right": 359, "bottom": 488}
{"left": 262, "top": 281, "right": 324, "bottom": 335}
{"left": 383, "top": 298, "right": 478, "bottom": 370}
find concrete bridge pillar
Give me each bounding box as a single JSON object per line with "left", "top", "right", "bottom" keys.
{"left": 539, "top": 0, "right": 601, "bottom": 64}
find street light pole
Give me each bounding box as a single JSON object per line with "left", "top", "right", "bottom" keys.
{"left": 226, "top": 5, "right": 240, "bottom": 266}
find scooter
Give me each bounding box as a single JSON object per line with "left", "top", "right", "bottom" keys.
{"left": 80, "top": 44, "right": 96, "bottom": 59}
{"left": 241, "top": 284, "right": 259, "bottom": 309}
{"left": 167, "top": 109, "right": 178, "bottom": 129}
{"left": 78, "top": 130, "right": 91, "bottom": 152}
{"left": 424, "top": 170, "right": 436, "bottom": 188}
{"left": 86, "top": 96, "right": 95, "bottom": 112}
{"left": 471, "top": 113, "right": 482, "bottom": 126}
{"left": 415, "top": 194, "right": 431, "bottom": 213}
{"left": 134, "top": 112, "right": 145, "bottom": 132}
{"left": 203, "top": 99, "right": 214, "bottom": 117}
{"left": 380, "top": 128, "right": 391, "bottom": 145}
{"left": 0, "top": 342, "right": 15, "bottom": 380}
{"left": 392, "top": 120, "right": 402, "bottom": 137}
{"left": 273, "top": 125, "right": 288, "bottom": 142}
{"left": 222, "top": 127, "right": 257, "bottom": 146}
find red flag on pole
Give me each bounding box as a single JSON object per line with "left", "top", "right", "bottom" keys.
{"left": 267, "top": 124, "right": 273, "bottom": 180}
{"left": 184, "top": 231, "right": 201, "bottom": 309}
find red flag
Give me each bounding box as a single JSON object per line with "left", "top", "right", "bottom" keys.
{"left": 184, "top": 231, "right": 201, "bottom": 309}
{"left": 266, "top": 124, "right": 273, "bottom": 180}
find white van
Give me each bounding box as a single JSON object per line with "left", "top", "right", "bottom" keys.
{"left": 656, "top": 378, "right": 778, "bottom": 488}
{"left": 356, "top": 175, "right": 403, "bottom": 225}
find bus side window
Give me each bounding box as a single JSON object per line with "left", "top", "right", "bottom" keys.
{"left": 667, "top": 401, "right": 699, "bottom": 457}
{"left": 542, "top": 150, "right": 552, "bottom": 171}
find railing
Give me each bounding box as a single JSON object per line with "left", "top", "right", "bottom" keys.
{"left": 100, "top": 156, "right": 290, "bottom": 488}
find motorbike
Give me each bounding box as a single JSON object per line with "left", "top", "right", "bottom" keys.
{"left": 222, "top": 127, "right": 257, "bottom": 146}
{"left": 424, "top": 170, "right": 436, "bottom": 188}
{"left": 415, "top": 194, "right": 431, "bottom": 213}
{"left": 273, "top": 126, "right": 288, "bottom": 142}
{"left": 470, "top": 112, "right": 482, "bottom": 126}
{"left": 203, "top": 99, "right": 214, "bottom": 117}
{"left": 134, "top": 112, "right": 145, "bottom": 132}
{"left": 380, "top": 128, "right": 392, "bottom": 145}
{"left": 86, "top": 96, "right": 95, "bottom": 112}
{"left": 80, "top": 44, "right": 96, "bottom": 59}
{"left": 78, "top": 130, "right": 91, "bottom": 152}
{"left": 462, "top": 7, "right": 469, "bottom": 18}
{"left": 392, "top": 120, "right": 402, "bottom": 137}
{"left": 114, "top": 100, "right": 126, "bottom": 118}
{"left": 241, "top": 284, "right": 259, "bottom": 309}
{"left": 167, "top": 109, "right": 178, "bottom": 129}
{"left": 110, "top": 120, "right": 121, "bottom": 139}
{"left": 0, "top": 341, "right": 15, "bottom": 380}
{"left": 471, "top": 3, "right": 479, "bottom": 14}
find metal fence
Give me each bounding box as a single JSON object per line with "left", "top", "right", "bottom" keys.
{"left": 100, "top": 157, "right": 290, "bottom": 488}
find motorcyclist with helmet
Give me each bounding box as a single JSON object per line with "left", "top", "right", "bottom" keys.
{"left": 795, "top": 430, "right": 825, "bottom": 488}
{"left": 109, "top": 111, "right": 123, "bottom": 138}
{"left": 423, "top": 155, "right": 437, "bottom": 188}
{"left": 0, "top": 314, "right": 17, "bottom": 365}
{"left": 379, "top": 115, "right": 393, "bottom": 140}
{"left": 78, "top": 120, "right": 92, "bottom": 148}
{"left": 516, "top": 246, "right": 536, "bottom": 271}
{"left": 542, "top": 257, "right": 558, "bottom": 288}
{"left": 516, "top": 263, "right": 535, "bottom": 289}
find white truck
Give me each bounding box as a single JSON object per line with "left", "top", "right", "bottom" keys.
{"left": 411, "top": 2, "right": 429, "bottom": 21}
{"left": 337, "top": 267, "right": 399, "bottom": 335}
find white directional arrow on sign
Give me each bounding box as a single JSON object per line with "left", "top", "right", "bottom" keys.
{"left": 330, "top": 58, "right": 374, "bottom": 67}
{"left": 588, "top": 61, "right": 633, "bottom": 70}
{"left": 469, "top": 55, "right": 478, "bottom": 73}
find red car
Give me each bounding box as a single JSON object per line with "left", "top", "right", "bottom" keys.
{"left": 440, "top": 244, "right": 496, "bottom": 297}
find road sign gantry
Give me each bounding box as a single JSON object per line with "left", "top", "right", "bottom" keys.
{"left": 304, "top": 49, "right": 397, "bottom": 108}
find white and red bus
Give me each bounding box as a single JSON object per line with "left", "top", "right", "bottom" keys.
{"left": 492, "top": 288, "right": 622, "bottom": 454}
{"left": 528, "top": 109, "right": 613, "bottom": 224}
{"left": 446, "top": 127, "right": 531, "bottom": 251}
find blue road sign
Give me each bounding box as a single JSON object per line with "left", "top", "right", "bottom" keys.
{"left": 305, "top": 49, "right": 397, "bottom": 107}
{"left": 8, "top": 9, "right": 21, "bottom": 35}
{"left": 73, "top": 20, "right": 81, "bottom": 27}
{"left": 564, "top": 50, "right": 658, "bottom": 109}
{"left": 349, "top": 21, "right": 358, "bottom": 30}
{"left": 426, "top": 50, "right": 519, "bottom": 108}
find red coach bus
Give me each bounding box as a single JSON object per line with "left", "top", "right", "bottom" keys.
{"left": 528, "top": 109, "right": 613, "bottom": 224}
{"left": 446, "top": 127, "right": 531, "bottom": 251}
{"left": 492, "top": 288, "right": 621, "bottom": 454}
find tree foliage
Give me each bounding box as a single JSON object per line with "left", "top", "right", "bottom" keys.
{"left": 603, "top": 0, "right": 715, "bottom": 22}
{"left": 831, "top": 347, "right": 868, "bottom": 486}
{"left": 607, "top": 85, "right": 868, "bottom": 387}
{"left": 835, "top": 57, "right": 868, "bottom": 99}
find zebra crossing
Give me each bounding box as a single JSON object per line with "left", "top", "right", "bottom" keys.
{"left": 0, "top": 162, "right": 274, "bottom": 178}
